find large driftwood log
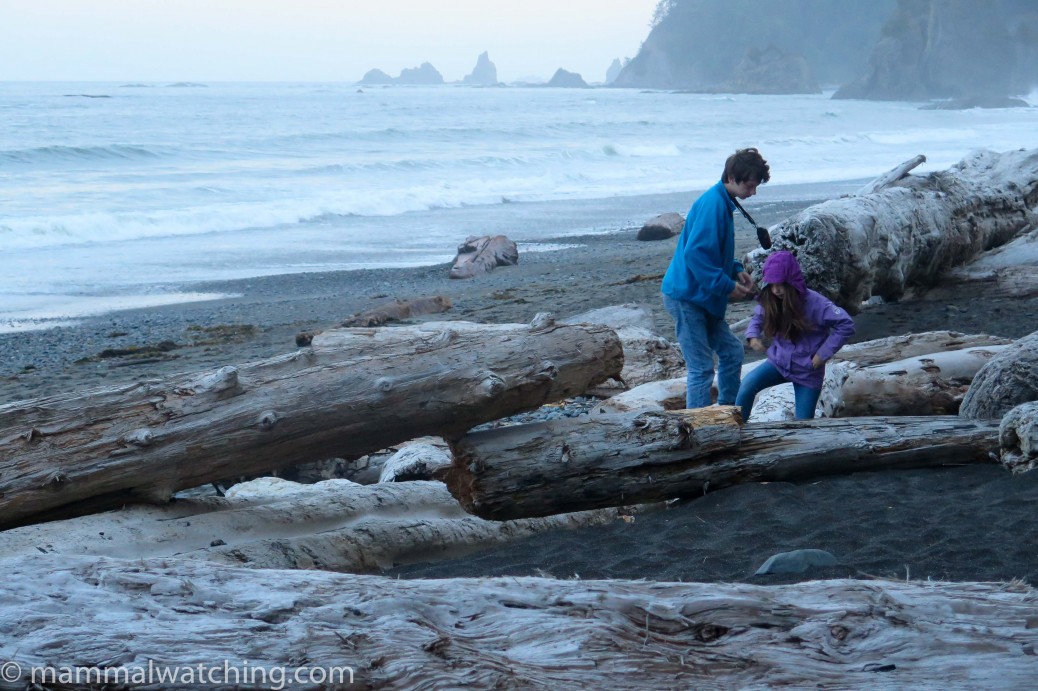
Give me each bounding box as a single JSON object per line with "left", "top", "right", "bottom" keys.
{"left": 833, "top": 330, "right": 1012, "bottom": 366}
{"left": 2, "top": 555, "right": 1037, "bottom": 690}
{"left": 0, "top": 479, "right": 621, "bottom": 572}
{"left": 745, "top": 148, "right": 1038, "bottom": 313}
{"left": 821, "top": 345, "right": 1010, "bottom": 417}
{"left": 961, "top": 330, "right": 1038, "bottom": 419}
{"left": 923, "top": 226, "right": 1038, "bottom": 300}
{"left": 446, "top": 408, "right": 998, "bottom": 521}
{"left": 0, "top": 320, "right": 622, "bottom": 529}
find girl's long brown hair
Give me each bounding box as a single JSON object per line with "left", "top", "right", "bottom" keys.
{"left": 760, "top": 285, "right": 812, "bottom": 342}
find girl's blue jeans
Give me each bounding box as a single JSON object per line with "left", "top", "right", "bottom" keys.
{"left": 663, "top": 295, "right": 744, "bottom": 409}
{"left": 735, "top": 359, "right": 821, "bottom": 422}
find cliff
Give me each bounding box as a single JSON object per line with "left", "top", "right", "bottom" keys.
{"left": 835, "top": 0, "right": 1037, "bottom": 101}
{"left": 615, "top": 0, "right": 894, "bottom": 92}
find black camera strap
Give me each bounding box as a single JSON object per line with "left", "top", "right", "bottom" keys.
{"left": 730, "top": 195, "right": 772, "bottom": 250}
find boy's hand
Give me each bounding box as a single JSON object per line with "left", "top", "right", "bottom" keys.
{"left": 730, "top": 273, "right": 754, "bottom": 300}
{"left": 748, "top": 337, "right": 765, "bottom": 352}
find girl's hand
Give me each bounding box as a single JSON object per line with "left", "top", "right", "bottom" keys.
{"left": 749, "top": 337, "right": 765, "bottom": 352}
{"left": 811, "top": 354, "right": 824, "bottom": 369}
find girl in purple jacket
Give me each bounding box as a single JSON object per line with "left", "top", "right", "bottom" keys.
{"left": 735, "top": 251, "right": 855, "bottom": 422}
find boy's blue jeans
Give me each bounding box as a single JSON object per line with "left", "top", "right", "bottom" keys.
{"left": 736, "top": 359, "right": 821, "bottom": 422}
{"left": 663, "top": 295, "right": 743, "bottom": 409}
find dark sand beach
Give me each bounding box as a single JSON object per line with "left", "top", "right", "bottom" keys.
{"left": 3, "top": 194, "right": 1037, "bottom": 588}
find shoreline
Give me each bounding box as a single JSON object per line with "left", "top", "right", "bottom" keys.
{"left": 4, "top": 182, "right": 1037, "bottom": 405}
{"left": 0, "top": 192, "right": 825, "bottom": 403}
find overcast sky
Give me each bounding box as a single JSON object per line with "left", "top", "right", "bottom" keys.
{"left": 0, "top": 0, "right": 659, "bottom": 83}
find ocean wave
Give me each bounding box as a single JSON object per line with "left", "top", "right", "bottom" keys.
{"left": 0, "top": 143, "right": 170, "bottom": 165}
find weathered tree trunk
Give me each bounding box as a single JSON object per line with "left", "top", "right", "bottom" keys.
{"left": 821, "top": 345, "right": 1010, "bottom": 417}
{"left": 834, "top": 330, "right": 1012, "bottom": 366}
{"left": 745, "top": 148, "right": 1038, "bottom": 313}
{"left": 961, "top": 330, "right": 1038, "bottom": 419}
{"left": 923, "top": 227, "right": 1038, "bottom": 300}
{"left": 0, "top": 480, "right": 621, "bottom": 572}
{"left": 2, "top": 554, "right": 1036, "bottom": 690}
{"left": 0, "top": 320, "right": 622, "bottom": 529}
{"left": 446, "top": 408, "right": 998, "bottom": 521}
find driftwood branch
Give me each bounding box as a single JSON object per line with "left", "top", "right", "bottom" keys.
{"left": 2, "top": 555, "right": 1036, "bottom": 689}
{"left": 446, "top": 408, "right": 998, "bottom": 521}
{"left": 0, "top": 320, "right": 622, "bottom": 529}
{"left": 854, "top": 154, "right": 926, "bottom": 196}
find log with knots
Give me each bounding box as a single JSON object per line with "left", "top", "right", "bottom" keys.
{"left": 445, "top": 407, "right": 1000, "bottom": 521}
{"left": 0, "top": 318, "right": 622, "bottom": 529}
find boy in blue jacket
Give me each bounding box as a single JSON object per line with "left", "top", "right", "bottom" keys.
{"left": 662, "top": 147, "right": 770, "bottom": 409}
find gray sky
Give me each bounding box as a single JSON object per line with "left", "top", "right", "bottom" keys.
{"left": 1, "top": 0, "right": 658, "bottom": 83}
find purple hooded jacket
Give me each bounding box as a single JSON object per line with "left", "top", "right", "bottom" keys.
{"left": 746, "top": 251, "right": 855, "bottom": 389}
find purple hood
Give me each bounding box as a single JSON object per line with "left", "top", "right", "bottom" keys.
{"left": 761, "top": 251, "right": 807, "bottom": 298}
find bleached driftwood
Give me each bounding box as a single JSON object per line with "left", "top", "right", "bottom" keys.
{"left": 854, "top": 154, "right": 926, "bottom": 196}
{"left": 0, "top": 479, "right": 621, "bottom": 572}
{"left": 449, "top": 235, "right": 519, "bottom": 279}
{"left": 0, "top": 320, "right": 622, "bottom": 529}
{"left": 1000, "top": 401, "right": 1038, "bottom": 473}
{"left": 294, "top": 295, "right": 453, "bottom": 345}
{"left": 446, "top": 408, "right": 997, "bottom": 521}
{"left": 833, "top": 330, "right": 1012, "bottom": 367}
{"left": 378, "top": 438, "right": 452, "bottom": 482}
{"left": 923, "top": 227, "right": 1038, "bottom": 300}
{"left": 961, "top": 330, "right": 1038, "bottom": 420}
{"left": 746, "top": 148, "right": 1038, "bottom": 313}
{"left": 821, "top": 345, "right": 1010, "bottom": 417}
{"left": 3, "top": 555, "right": 1037, "bottom": 690}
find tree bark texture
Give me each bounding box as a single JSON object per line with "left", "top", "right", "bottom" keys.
{"left": 0, "top": 320, "right": 622, "bottom": 529}
{"left": 446, "top": 408, "right": 998, "bottom": 521}
{"left": 745, "top": 148, "right": 1038, "bottom": 313}
{"left": 2, "top": 555, "right": 1036, "bottom": 690}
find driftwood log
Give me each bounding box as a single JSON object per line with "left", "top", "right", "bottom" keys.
{"left": 0, "top": 480, "right": 621, "bottom": 572}
{"left": 448, "top": 235, "right": 519, "bottom": 279}
{"left": 0, "top": 320, "right": 622, "bottom": 529}
{"left": 745, "top": 148, "right": 1038, "bottom": 313}
{"left": 821, "top": 345, "right": 1010, "bottom": 417}
{"left": 923, "top": 226, "right": 1038, "bottom": 300}
{"left": 2, "top": 555, "right": 1036, "bottom": 689}
{"left": 446, "top": 408, "right": 998, "bottom": 521}
{"left": 960, "top": 330, "right": 1038, "bottom": 420}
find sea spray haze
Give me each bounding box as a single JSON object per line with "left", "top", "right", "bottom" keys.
{"left": 2, "top": 81, "right": 1037, "bottom": 331}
